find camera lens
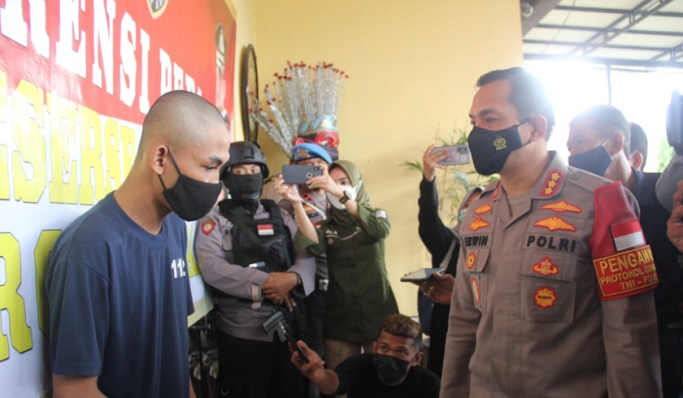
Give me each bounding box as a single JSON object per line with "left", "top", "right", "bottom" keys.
{"left": 306, "top": 173, "right": 312, "bottom": 178}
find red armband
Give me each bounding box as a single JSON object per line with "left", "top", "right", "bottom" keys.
{"left": 590, "top": 181, "right": 658, "bottom": 300}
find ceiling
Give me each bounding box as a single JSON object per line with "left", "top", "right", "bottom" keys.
{"left": 522, "top": 0, "right": 683, "bottom": 68}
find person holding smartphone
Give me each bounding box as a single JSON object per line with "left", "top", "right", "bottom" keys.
{"left": 275, "top": 160, "right": 399, "bottom": 375}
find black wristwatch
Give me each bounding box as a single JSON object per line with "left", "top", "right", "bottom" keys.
{"left": 339, "top": 191, "right": 351, "bottom": 204}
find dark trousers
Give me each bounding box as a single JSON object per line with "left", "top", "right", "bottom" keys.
{"left": 659, "top": 326, "right": 683, "bottom": 398}
{"left": 216, "top": 329, "right": 304, "bottom": 398}
{"left": 305, "top": 290, "right": 326, "bottom": 398}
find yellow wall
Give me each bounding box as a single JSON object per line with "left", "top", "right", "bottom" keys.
{"left": 244, "top": 0, "right": 523, "bottom": 315}
{"left": 230, "top": 0, "right": 258, "bottom": 142}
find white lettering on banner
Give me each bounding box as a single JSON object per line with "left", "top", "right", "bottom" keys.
{"left": 56, "top": 0, "right": 87, "bottom": 78}
{"left": 92, "top": 0, "right": 116, "bottom": 95}
{"left": 138, "top": 28, "right": 151, "bottom": 113}
{"left": 29, "top": 0, "right": 50, "bottom": 58}
{"left": 159, "top": 48, "right": 172, "bottom": 95}
{"left": 119, "top": 11, "right": 137, "bottom": 107}
{"left": 0, "top": 0, "right": 28, "bottom": 47}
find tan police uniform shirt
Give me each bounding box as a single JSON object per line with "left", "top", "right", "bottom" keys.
{"left": 440, "top": 152, "right": 661, "bottom": 398}
{"left": 194, "top": 201, "right": 316, "bottom": 342}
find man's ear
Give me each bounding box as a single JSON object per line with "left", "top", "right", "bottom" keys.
{"left": 606, "top": 133, "right": 625, "bottom": 156}
{"left": 150, "top": 145, "right": 169, "bottom": 175}
{"left": 629, "top": 151, "right": 644, "bottom": 171}
{"left": 412, "top": 351, "right": 423, "bottom": 367}
{"left": 528, "top": 115, "right": 548, "bottom": 142}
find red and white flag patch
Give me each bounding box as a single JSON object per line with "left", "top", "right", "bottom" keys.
{"left": 611, "top": 220, "right": 645, "bottom": 251}
{"left": 257, "top": 224, "right": 274, "bottom": 236}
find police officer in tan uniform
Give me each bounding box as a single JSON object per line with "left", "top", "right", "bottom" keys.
{"left": 440, "top": 67, "right": 661, "bottom": 398}
{"left": 195, "top": 142, "right": 316, "bottom": 398}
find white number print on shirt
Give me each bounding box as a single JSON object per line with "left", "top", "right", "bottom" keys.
{"left": 171, "top": 258, "right": 186, "bottom": 278}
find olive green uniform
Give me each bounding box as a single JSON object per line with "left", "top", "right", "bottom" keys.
{"left": 295, "top": 205, "right": 398, "bottom": 342}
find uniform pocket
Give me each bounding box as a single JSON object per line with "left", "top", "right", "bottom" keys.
{"left": 518, "top": 251, "right": 577, "bottom": 323}
{"left": 465, "top": 249, "right": 490, "bottom": 314}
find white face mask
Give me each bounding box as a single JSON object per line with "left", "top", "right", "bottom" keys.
{"left": 327, "top": 180, "right": 362, "bottom": 210}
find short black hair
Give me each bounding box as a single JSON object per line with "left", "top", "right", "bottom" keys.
{"left": 381, "top": 314, "right": 422, "bottom": 351}
{"left": 476, "top": 67, "right": 555, "bottom": 139}
{"left": 569, "top": 105, "right": 631, "bottom": 157}
{"left": 630, "top": 123, "right": 648, "bottom": 168}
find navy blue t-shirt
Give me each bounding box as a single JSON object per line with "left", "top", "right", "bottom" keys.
{"left": 46, "top": 193, "right": 194, "bottom": 398}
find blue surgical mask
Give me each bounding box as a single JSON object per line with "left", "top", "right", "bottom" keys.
{"left": 568, "top": 145, "right": 613, "bottom": 177}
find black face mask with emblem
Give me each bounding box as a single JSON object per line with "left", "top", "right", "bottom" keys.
{"left": 468, "top": 119, "right": 530, "bottom": 176}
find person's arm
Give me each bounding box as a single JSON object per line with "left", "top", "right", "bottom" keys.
{"left": 274, "top": 176, "right": 319, "bottom": 242}
{"left": 421, "top": 273, "right": 455, "bottom": 305}
{"left": 667, "top": 179, "right": 683, "bottom": 253}
{"left": 291, "top": 340, "right": 340, "bottom": 395}
{"left": 194, "top": 213, "right": 270, "bottom": 302}
{"left": 262, "top": 209, "right": 317, "bottom": 306}
{"left": 591, "top": 184, "right": 662, "bottom": 397}
{"left": 52, "top": 375, "right": 106, "bottom": 398}
{"left": 440, "top": 246, "right": 480, "bottom": 398}
{"left": 419, "top": 146, "right": 457, "bottom": 262}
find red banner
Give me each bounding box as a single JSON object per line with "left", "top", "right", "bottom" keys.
{"left": 0, "top": 0, "right": 236, "bottom": 127}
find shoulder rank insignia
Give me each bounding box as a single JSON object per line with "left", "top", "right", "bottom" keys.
{"left": 532, "top": 257, "right": 559, "bottom": 276}
{"left": 533, "top": 286, "right": 557, "bottom": 309}
{"left": 466, "top": 252, "right": 477, "bottom": 269}
{"left": 492, "top": 183, "right": 501, "bottom": 199}
{"left": 475, "top": 203, "right": 492, "bottom": 215}
{"left": 471, "top": 277, "right": 481, "bottom": 304}
{"left": 541, "top": 199, "right": 581, "bottom": 213}
{"left": 534, "top": 216, "right": 576, "bottom": 232}
{"left": 201, "top": 220, "right": 216, "bottom": 235}
{"left": 539, "top": 169, "right": 563, "bottom": 197}
{"left": 469, "top": 217, "right": 490, "bottom": 232}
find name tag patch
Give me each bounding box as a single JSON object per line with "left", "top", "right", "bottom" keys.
{"left": 464, "top": 235, "right": 490, "bottom": 247}
{"left": 526, "top": 235, "right": 578, "bottom": 252}
{"left": 593, "top": 245, "right": 658, "bottom": 300}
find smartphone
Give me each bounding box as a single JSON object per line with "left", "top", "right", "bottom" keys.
{"left": 282, "top": 324, "right": 309, "bottom": 363}
{"left": 282, "top": 165, "right": 323, "bottom": 185}
{"left": 400, "top": 268, "right": 446, "bottom": 283}
{"left": 430, "top": 145, "right": 471, "bottom": 165}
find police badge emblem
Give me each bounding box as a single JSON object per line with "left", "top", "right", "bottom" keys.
{"left": 147, "top": 0, "right": 168, "bottom": 18}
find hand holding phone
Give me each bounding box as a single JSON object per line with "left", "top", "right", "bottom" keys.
{"left": 400, "top": 268, "right": 446, "bottom": 283}
{"left": 282, "top": 165, "right": 323, "bottom": 185}
{"left": 430, "top": 145, "right": 471, "bottom": 165}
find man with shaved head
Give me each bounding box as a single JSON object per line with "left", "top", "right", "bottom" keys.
{"left": 46, "top": 91, "right": 231, "bottom": 398}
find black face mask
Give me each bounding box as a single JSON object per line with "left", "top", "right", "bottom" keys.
{"left": 158, "top": 149, "right": 223, "bottom": 221}
{"left": 374, "top": 354, "right": 411, "bottom": 385}
{"left": 228, "top": 172, "right": 263, "bottom": 202}
{"left": 467, "top": 119, "right": 530, "bottom": 176}
{"left": 568, "top": 145, "right": 612, "bottom": 177}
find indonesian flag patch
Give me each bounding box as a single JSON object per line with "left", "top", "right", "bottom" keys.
{"left": 257, "top": 224, "right": 274, "bottom": 236}
{"left": 611, "top": 220, "right": 646, "bottom": 251}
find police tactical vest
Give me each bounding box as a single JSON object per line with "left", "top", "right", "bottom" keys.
{"left": 219, "top": 199, "right": 293, "bottom": 274}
